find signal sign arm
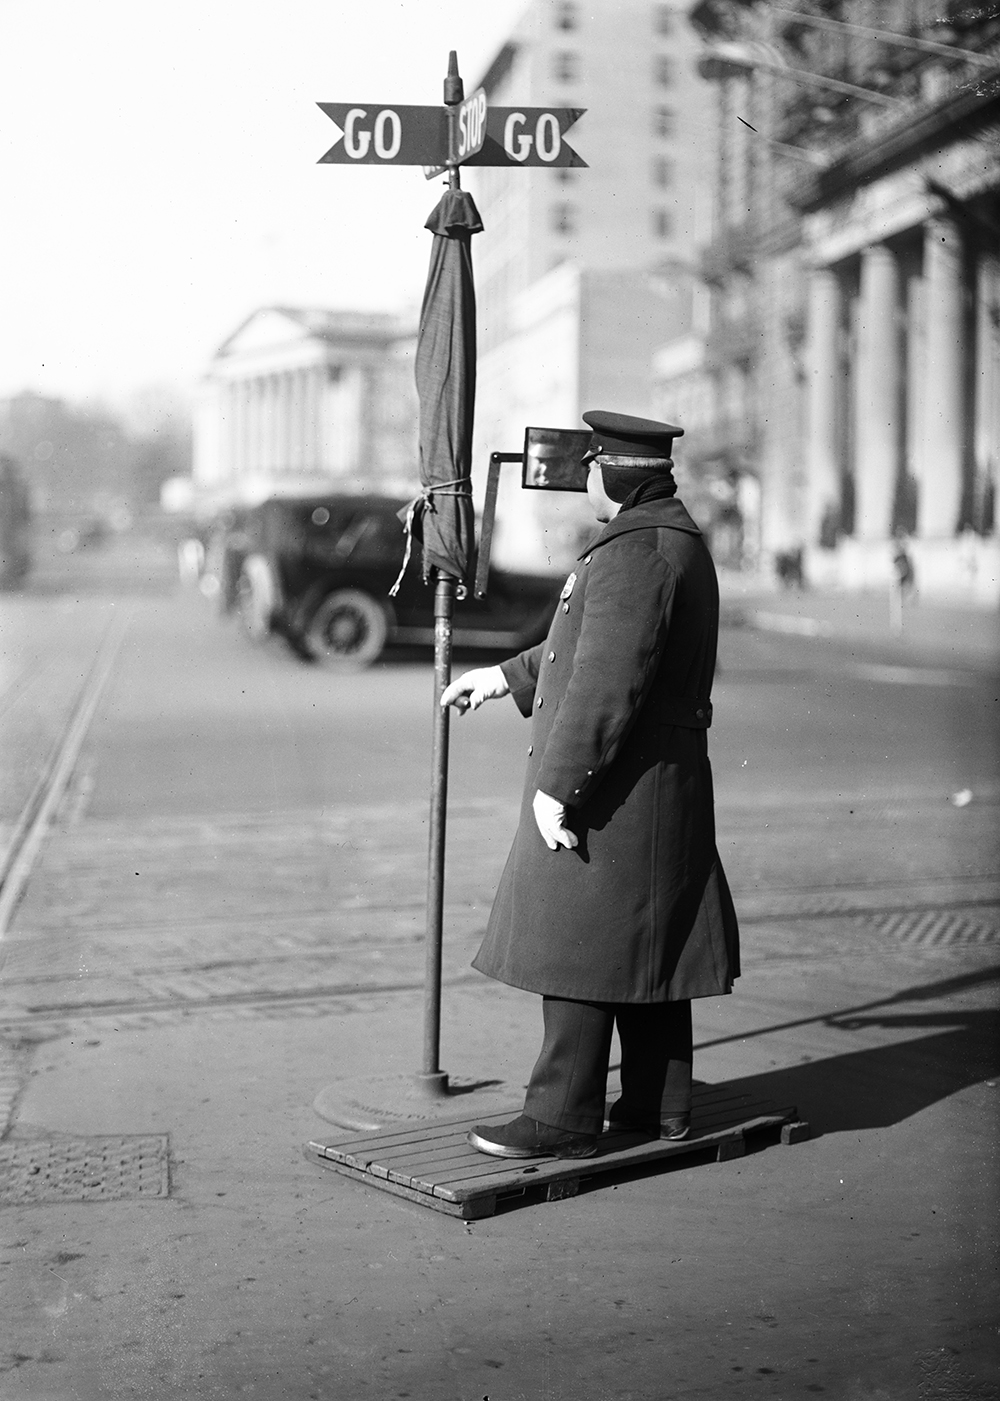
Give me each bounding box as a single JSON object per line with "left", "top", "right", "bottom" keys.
{"left": 316, "top": 103, "right": 447, "bottom": 166}
{"left": 465, "top": 108, "right": 587, "bottom": 168}
{"left": 317, "top": 102, "right": 585, "bottom": 169}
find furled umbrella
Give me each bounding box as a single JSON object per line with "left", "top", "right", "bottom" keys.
{"left": 404, "top": 186, "right": 482, "bottom": 584}
{"left": 393, "top": 158, "right": 483, "bottom": 1097}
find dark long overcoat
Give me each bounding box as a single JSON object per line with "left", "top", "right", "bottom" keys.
{"left": 473, "top": 494, "right": 740, "bottom": 1003}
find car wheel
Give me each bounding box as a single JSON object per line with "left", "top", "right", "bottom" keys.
{"left": 236, "top": 554, "right": 278, "bottom": 642}
{"left": 306, "top": 589, "right": 388, "bottom": 666}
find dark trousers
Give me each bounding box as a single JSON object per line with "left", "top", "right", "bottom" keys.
{"left": 523, "top": 996, "right": 693, "bottom": 1135}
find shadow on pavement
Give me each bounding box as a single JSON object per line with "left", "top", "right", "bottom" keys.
{"left": 700, "top": 962, "right": 1000, "bottom": 1140}
{"left": 724, "top": 1012, "right": 999, "bottom": 1139}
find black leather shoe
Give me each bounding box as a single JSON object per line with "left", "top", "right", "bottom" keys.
{"left": 467, "top": 1114, "right": 598, "bottom": 1159}
{"left": 605, "top": 1104, "right": 691, "bottom": 1141}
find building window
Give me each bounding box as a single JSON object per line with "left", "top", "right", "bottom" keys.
{"left": 555, "top": 1, "right": 577, "bottom": 30}
{"left": 554, "top": 50, "right": 578, "bottom": 82}
{"left": 653, "top": 105, "right": 675, "bottom": 137}
{"left": 654, "top": 4, "right": 672, "bottom": 35}
{"left": 652, "top": 156, "right": 673, "bottom": 188}
{"left": 552, "top": 203, "right": 576, "bottom": 235}
{"left": 654, "top": 56, "right": 673, "bottom": 87}
{"left": 652, "top": 209, "right": 672, "bottom": 239}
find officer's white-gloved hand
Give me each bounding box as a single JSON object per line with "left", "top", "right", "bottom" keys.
{"left": 533, "top": 790, "right": 578, "bottom": 851}
{"left": 440, "top": 665, "right": 510, "bottom": 714}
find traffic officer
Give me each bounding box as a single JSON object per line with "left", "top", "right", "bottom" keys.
{"left": 441, "top": 411, "right": 740, "bottom": 1159}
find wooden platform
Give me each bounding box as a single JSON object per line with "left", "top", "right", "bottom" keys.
{"left": 304, "top": 1083, "right": 810, "bottom": 1219}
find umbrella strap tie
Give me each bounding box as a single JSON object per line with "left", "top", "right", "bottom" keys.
{"left": 390, "top": 478, "right": 471, "bottom": 597}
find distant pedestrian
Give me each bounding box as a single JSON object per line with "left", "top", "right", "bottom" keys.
{"left": 442, "top": 412, "right": 740, "bottom": 1160}
{"left": 893, "top": 534, "right": 915, "bottom": 598}
{"left": 774, "top": 546, "right": 805, "bottom": 590}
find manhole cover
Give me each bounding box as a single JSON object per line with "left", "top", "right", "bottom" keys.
{"left": 0, "top": 1135, "right": 170, "bottom": 1205}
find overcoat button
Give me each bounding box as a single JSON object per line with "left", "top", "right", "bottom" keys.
{"left": 536, "top": 696, "right": 544, "bottom": 707}
{"left": 528, "top": 745, "right": 533, "bottom": 756}
{"left": 548, "top": 651, "right": 556, "bottom": 662}
{"left": 583, "top": 555, "right": 592, "bottom": 564}
{"left": 562, "top": 602, "right": 570, "bottom": 613}
{"left": 696, "top": 709, "right": 704, "bottom": 718}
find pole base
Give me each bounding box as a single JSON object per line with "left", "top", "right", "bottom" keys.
{"left": 312, "top": 1071, "right": 520, "bottom": 1134}
{"left": 413, "top": 1069, "right": 450, "bottom": 1097}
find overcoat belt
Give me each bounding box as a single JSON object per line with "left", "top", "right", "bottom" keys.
{"left": 473, "top": 495, "right": 740, "bottom": 1003}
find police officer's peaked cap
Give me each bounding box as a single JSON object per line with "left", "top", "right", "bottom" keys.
{"left": 582, "top": 410, "right": 683, "bottom": 462}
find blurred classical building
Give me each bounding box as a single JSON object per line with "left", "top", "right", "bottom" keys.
{"left": 668, "top": 0, "right": 1000, "bottom": 603}
{"left": 192, "top": 307, "right": 417, "bottom": 515}
{"left": 466, "top": 0, "right": 716, "bottom": 571}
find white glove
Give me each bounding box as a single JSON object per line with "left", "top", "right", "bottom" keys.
{"left": 440, "top": 665, "right": 510, "bottom": 714}
{"left": 533, "top": 790, "right": 578, "bottom": 851}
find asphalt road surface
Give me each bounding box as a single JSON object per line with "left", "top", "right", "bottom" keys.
{"left": 1, "top": 580, "right": 998, "bottom": 1401}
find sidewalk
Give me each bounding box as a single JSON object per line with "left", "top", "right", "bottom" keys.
{"left": 719, "top": 571, "right": 1000, "bottom": 671}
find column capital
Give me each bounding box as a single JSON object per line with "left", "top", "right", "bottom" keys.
{"left": 861, "top": 242, "right": 897, "bottom": 265}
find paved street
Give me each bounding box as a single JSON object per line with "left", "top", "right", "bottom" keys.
{"left": 1, "top": 578, "right": 998, "bottom": 1400}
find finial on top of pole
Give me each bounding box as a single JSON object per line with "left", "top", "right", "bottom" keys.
{"left": 444, "top": 52, "right": 464, "bottom": 187}
{"left": 444, "top": 51, "right": 464, "bottom": 105}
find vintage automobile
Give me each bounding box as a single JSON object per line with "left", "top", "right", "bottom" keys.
{"left": 207, "top": 492, "right": 561, "bottom": 666}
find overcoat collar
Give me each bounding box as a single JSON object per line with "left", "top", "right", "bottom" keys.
{"left": 579, "top": 495, "right": 702, "bottom": 559}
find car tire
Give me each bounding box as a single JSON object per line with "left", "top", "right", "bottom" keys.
{"left": 306, "top": 588, "right": 389, "bottom": 667}
{"left": 236, "top": 554, "right": 278, "bottom": 642}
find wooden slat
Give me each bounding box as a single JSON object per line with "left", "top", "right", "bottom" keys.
{"left": 315, "top": 1109, "right": 507, "bottom": 1151}
{"left": 305, "top": 1084, "right": 809, "bottom": 1218}
{"left": 432, "top": 1116, "right": 795, "bottom": 1203}
{"left": 313, "top": 1084, "right": 775, "bottom": 1157}
{"left": 305, "top": 1150, "right": 497, "bottom": 1220}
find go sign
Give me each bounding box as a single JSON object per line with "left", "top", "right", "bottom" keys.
{"left": 317, "top": 104, "right": 447, "bottom": 166}
{"left": 318, "top": 100, "right": 586, "bottom": 171}
{"left": 462, "top": 107, "right": 587, "bottom": 169}
{"left": 423, "top": 106, "right": 588, "bottom": 176}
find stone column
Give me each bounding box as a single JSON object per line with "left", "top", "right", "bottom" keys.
{"left": 974, "top": 250, "right": 1000, "bottom": 532}
{"left": 248, "top": 378, "right": 263, "bottom": 478}
{"left": 285, "top": 370, "right": 298, "bottom": 472}
{"left": 277, "top": 373, "right": 288, "bottom": 473}
{"left": 220, "top": 382, "right": 234, "bottom": 485}
{"left": 264, "top": 375, "right": 277, "bottom": 474}
{"left": 852, "top": 243, "right": 901, "bottom": 541}
{"left": 904, "top": 270, "right": 926, "bottom": 499}
{"left": 241, "top": 379, "right": 252, "bottom": 478}
{"left": 291, "top": 368, "right": 306, "bottom": 472}
{"left": 918, "top": 216, "right": 964, "bottom": 538}
{"left": 804, "top": 266, "right": 843, "bottom": 545}
{"left": 309, "top": 365, "right": 326, "bottom": 475}
{"left": 231, "top": 379, "right": 245, "bottom": 484}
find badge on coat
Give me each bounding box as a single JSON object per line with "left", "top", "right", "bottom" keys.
{"left": 560, "top": 572, "right": 577, "bottom": 601}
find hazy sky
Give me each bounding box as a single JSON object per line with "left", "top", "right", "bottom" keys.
{"left": 0, "top": 0, "right": 528, "bottom": 405}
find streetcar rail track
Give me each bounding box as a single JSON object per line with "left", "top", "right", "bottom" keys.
{"left": 0, "top": 608, "right": 131, "bottom": 938}
{"left": 3, "top": 896, "right": 997, "bottom": 993}
{"left": 1, "top": 971, "right": 485, "bottom": 1024}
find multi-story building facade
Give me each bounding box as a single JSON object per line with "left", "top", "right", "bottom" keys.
{"left": 466, "top": 0, "right": 716, "bottom": 570}
{"left": 193, "top": 306, "right": 418, "bottom": 516}
{"left": 672, "top": 0, "right": 1000, "bottom": 603}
